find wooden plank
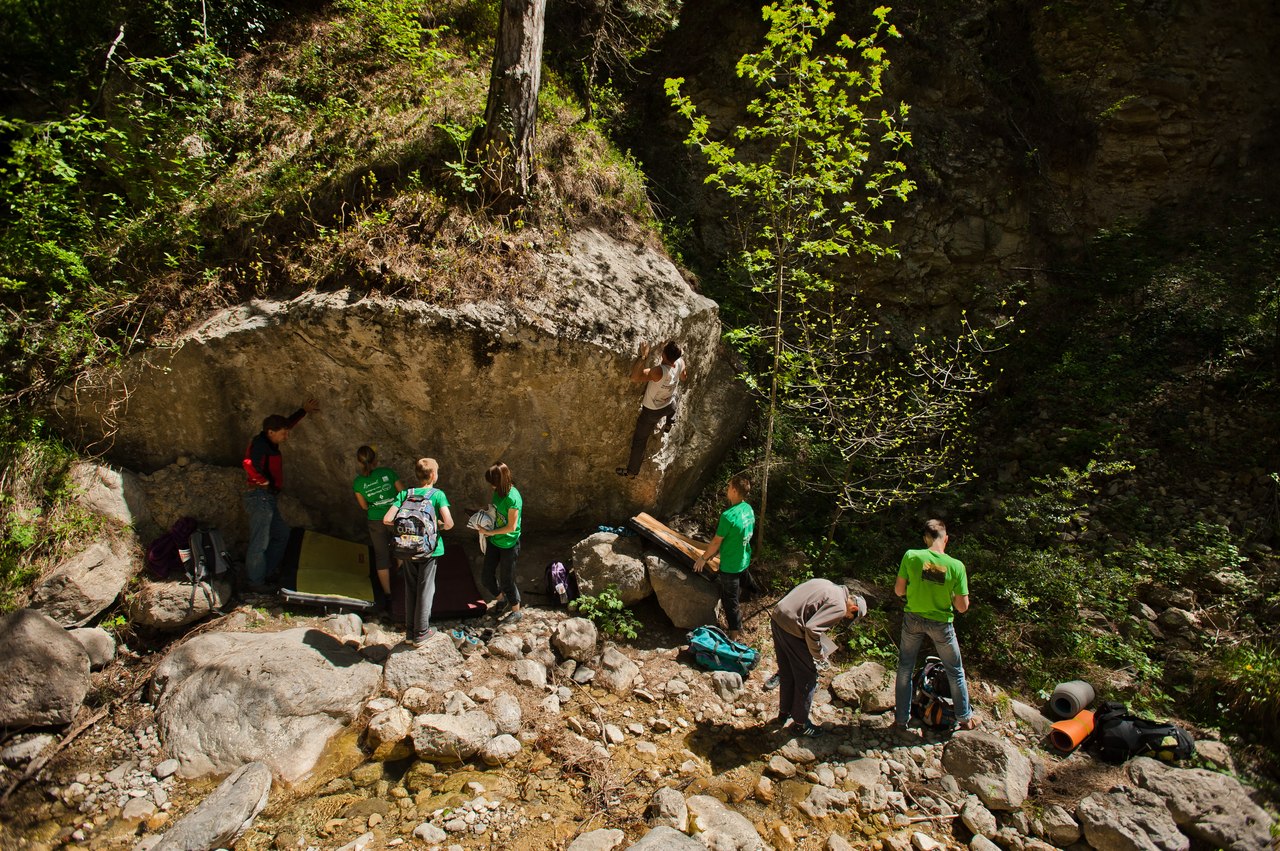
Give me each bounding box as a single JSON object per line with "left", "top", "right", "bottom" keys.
{"left": 629, "top": 512, "right": 721, "bottom": 571}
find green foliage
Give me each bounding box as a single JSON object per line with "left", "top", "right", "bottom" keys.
{"left": 569, "top": 585, "right": 640, "bottom": 640}
{"left": 844, "top": 607, "right": 897, "bottom": 663}
{"left": 1200, "top": 643, "right": 1280, "bottom": 749}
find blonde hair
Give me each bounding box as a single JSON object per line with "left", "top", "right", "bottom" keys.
{"left": 416, "top": 457, "right": 439, "bottom": 484}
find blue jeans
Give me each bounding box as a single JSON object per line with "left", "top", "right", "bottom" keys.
{"left": 895, "top": 611, "right": 972, "bottom": 725}
{"left": 243, "top": 490, "right": 289, "bottom": 586}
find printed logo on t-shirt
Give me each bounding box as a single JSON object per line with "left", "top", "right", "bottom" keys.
{"left": 922, "top": 561, "right": 947, "bottom": 585}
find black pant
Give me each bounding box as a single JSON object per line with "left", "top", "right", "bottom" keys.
{"left": 718, "top": 571, "right": 745, "bottom": 631}
{"left": 772, "top": 619, "right": 818, "bottom": 726}
{"left": 625, "top": 403, "right": 675, "bottom": 475}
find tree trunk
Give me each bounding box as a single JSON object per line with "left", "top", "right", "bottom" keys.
{"left": 479, "top": 0, "right": 547, "bottom": 211}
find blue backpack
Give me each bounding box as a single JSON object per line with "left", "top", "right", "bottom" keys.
{"left": 392, "top": 488, "right": 439, "bottom": 562}
{"left": 687, "top": 626, "right": 759, "bottom": 677}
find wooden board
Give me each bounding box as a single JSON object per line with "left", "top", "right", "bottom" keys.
{"left": 628, "top": 512, "right": 720, "bottom": 572}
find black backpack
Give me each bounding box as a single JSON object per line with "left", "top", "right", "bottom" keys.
{"left": 187, "top": 528, "right": 231, "bottom": 583}
{"left": 912, "top": 656, "right": 955, "bottom": 728}
{"left": 392, "top": 488, "right": 439, "bottom": 561}
{"left": 1091, "top": 700, "right": 1196, "bottom": 764}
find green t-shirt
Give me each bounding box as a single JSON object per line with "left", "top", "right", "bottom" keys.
{"left": 490, "top": 486, "right": 523, "bottom": 549}
{"left": 715, "top": 501, "right": 755, "bottom": 574}
{"left": 353, "top": 467, "right": 400, "bottom": 521}
{"left": 898, "top": 547, "right": 968, "bottom": 623}
{"left": 390, "top": 486, "right": 450, "bottom": 557}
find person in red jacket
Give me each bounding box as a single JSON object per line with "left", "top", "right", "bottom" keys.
{"left": 242, "top": 399, "right": 319, "bottom": 591}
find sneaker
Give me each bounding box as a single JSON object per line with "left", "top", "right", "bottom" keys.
{"left": 763, "top": 673, "right": 781, "bottom": 691}
{"left": 615, "top": 467, "right": 636, "bottom": 478}
{"left": 796, "top": 723, "right": 823, "bottom": 738}
{"left": 487, "top": 597, "right": 509, "bottom": 616}
{"left": 957, "top": 716, "right": 980, "bottom": 731}
{"left": 500, "top": 609, "right": 523, "bottom": 624}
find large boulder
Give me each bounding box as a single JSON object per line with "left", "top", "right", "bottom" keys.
{"left": 1128, "top": 756, "right": 1274, "bottom": 851}
{"left": 69, "top": 627, "right": 117, "bottom": 670}
{"left": 54, "top": 230, "right": 749, "bottom": 540}
{"left": 686, "top": 794, "right": 766, "bottom": 850}
{"left": 150, "top": 628, "right": 382, "bottom": 783}
{"left": 29, "top": 539, "right": 135, "bottom": 627}
{"left": 940, "top": 732, "right": 1033, "bottom": 811}
{"left": 646, "top": 555, "right": 720, "bottom": 629}
{"left": 1077, "top": 787, "right": 1190, "bottom": 851}
{"left": 70, "top": 462, "right": 150, "bottom": 529}
{"left": 598, "top": 643, "right": 641, "bottom": 694}
{"left": 553, "top": 617, "right": 599, "bottom": 662}
{"left": 128, "top": 578, "right": 232, "bottom": 631}
{"left": 830, "top": 661, "right": 895, "bottom": 713}
{"left": 0, "top": 609, "right": 90, "bottom": 727}
{"left": 573, "top": 532, "right": 652, "bottom": 604}
{"left": 410, "top": 711, "right": 498, "bottom": 762}
{"left": 382, "top": 631, "right": 466, "bottom": 694}
{"left": 151, "top": 762, "right": 272, "bottom": 851}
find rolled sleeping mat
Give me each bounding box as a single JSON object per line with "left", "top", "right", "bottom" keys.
{"left": 1049, "top": 708, "right": 1095, "bottom": 753}
{"left": 1050, "top": 679, "right": 1095, "bottom": 719}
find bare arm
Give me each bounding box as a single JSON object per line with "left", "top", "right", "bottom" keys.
{"left": 894, "top": 576, "right": 907, "bottom": 598}
{"left": 355, "top": 493, "right": 370, "bottom": 511}
{"left": 382, "top": 504, "right": 399, "bottom": 526}
{"left": 438, "top": 506, "right": 454, "bottom": 531}
{"left": 629, "top": 342, "right": 663, "bottom": 384}
{"left": 692, "top": 535, "right": 724, "bottom": 573}
{"left": 953, "top": 594, "right": 970, "bottom": 614}
{"left": 481, "top": 507, "right": 519, "bottom": 536}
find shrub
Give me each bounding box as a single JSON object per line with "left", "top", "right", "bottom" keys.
{"left": 569, "top": 585, "right": 639, "bottom": 640}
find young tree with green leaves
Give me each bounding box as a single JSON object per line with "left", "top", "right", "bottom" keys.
{"left": 667, "top": 1, "right": 1002, "bottom": 550}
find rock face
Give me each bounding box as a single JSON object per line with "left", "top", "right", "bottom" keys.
{"left": 70, "top": 462, "right": 150, "bottom": 529}
{"left": 150, "top": 628, "right": 382, "bottom": 783}
{"left": 0, "top": 609, "right": 90, "bottom": 727}
{"left": 382, "top": 632, "right": 466, "bottom": 694}
{"left": 1077, "top": 787, "right": 1190, "bottom": 851}
{"left": 29, "top": 540, "right": 135, "bottom": 627}
{"left": 573, "top": 532, "right": 653, "bottom": 604}
{"left": 54, "top": 230, "right": 748, "bottom": 544}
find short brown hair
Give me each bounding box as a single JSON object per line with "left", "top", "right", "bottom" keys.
{"left": 728, "top": 474, "right": 751, "bottom": 498}
{"left": 416, "top": 457, "right": 438, "bottom": 483}
{"left": 486, "top": 461, "right": 513, "bottom": 497}
{"left": 923, "top": 519, "right": 947, "bottom": 542}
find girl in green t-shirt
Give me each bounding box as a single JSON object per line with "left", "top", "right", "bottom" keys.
{"left": 477, "top": 461, "right": 523, "bottom": 623}
{"left": 352, "top": 445, "right": 403, "bottom": 602}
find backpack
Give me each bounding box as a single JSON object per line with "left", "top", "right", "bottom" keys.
{"left": 392, "top": 488, "right": 439, "bottom": 562}
{"left": 187, "top": 528, "right": 231, "bottom": 583}
{"left": 687, "top": 625, "right": 759, "bottom": 677}
{"left": 545, "top": 561, "right": 579, "bottom": 605}
{"left": 146, "top": 516, "right": 198, "bottom": 579}
{"left": 1090, "top": 700, "right": 1196, "bottom": 764}
{"left": 912, "top": 656, "right": 956, "bottom": 728}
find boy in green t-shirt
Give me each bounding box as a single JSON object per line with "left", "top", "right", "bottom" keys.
{"left": 893, "top": 518, "right": 977, "bottom": 732}
{"left": 693, "top": 474, "right": 756, "bottom": 640}
{"left": 383, "top": 458, "right": 453, "bottom": 645}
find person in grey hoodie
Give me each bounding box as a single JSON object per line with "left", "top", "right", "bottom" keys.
{"left": 769, "top": 578, "right": 867, "bottom": 736}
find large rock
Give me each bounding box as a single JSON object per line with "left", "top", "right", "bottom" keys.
{"left": 128, "top": 578, "right": 232, "bottom": 630}
{"left": 382, "top": 631, "right": 465, "bottom": 694}
{"left": 646, "top": 555, "right": 721, "bottom": 629}
{"left": 940, "top": 732, "right": 1033, "bottom": 811}
{"left": 686, "top": 794, "right": 766, "bottom": 850}
{"left": 54, "top": 230, "right": 750, "bottom": 539}
{"left": 0, "top": 609, "right": 90, "bottom": 727}
{"left": 1077, "top": 787, "right": 1189, "bottom": 851}
{"left": 69, "top": 626, "right": 117, "bottom": 670}
{"left": 150, "top": 628, "right": 382, "bottom": 783}
{"left": 573, "top": 532, "right": 652, "bottom": 604}
{"left": 70, "top": 462, "right": 150, "bottom": 529}
{"left": 410, "top": 711, "right": 498, "bottom": 762}
{"left": 364, "top": 706, "right": 413, "bottom": 762}
{"left": 627, "top": 826, "right": 704, "bottom": 850}
{"left": 553, "top": 617, "right": 599, "bottom": 662}
{"left": 151, "top": 762, "right": 272, "bottom": 851}
{"left": 29, "top": 539, "right": 135, "bottom": 627}
{"left": 830, "top": 661, "right": 895, "bottom": 713}
{"left": 1128, "top": 756, "right": 1274, "bottom": 851}
{"left": 598, "top": 643, "right": 641, "bottom": 694}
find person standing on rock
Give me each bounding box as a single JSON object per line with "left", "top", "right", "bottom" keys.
{"left": 894, "top": 518, "right": 978, "bottom": 732}
{"left": 617, "top": 340, "right": 687, "bottom": 478}
{"left": 353, "top": 445, "right": 404, "bottom": 608}
{"left": 770, "top": 578, "right": 867, "bottom": 736}
{"left": 241, "top": 399, "right": 319, "bottom": 592}
{"left": 478, "top": 461, "right": 523, "bottom": 624}
{"left": 383, "top": 458, "right": 453, "bottom": 645}
{"left": 693, "top": 474, "right": 756, "bottom": 641}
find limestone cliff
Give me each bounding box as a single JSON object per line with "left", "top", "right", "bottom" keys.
{"left": 54, "top": 230, "right": 749, "bottom": 541}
